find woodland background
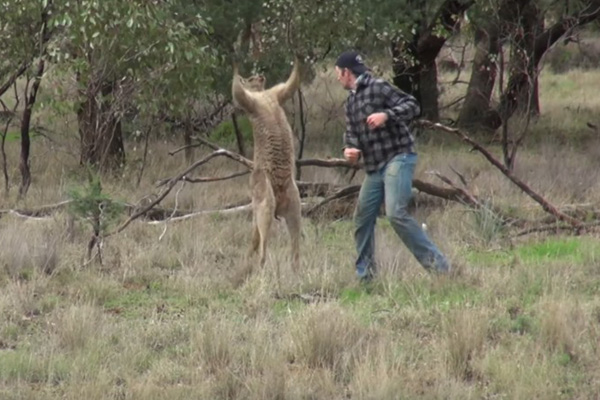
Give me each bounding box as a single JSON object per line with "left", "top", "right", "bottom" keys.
{"left": 1, "top": 1, "right": 600, "bottom": 399}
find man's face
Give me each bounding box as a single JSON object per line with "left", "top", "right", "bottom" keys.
{"left": 335, "top": 66, "right": 354, "bottom": 90}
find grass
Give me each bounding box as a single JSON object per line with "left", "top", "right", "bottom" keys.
{"left": 1, "top": 61, "right": 600, "bottom": 399}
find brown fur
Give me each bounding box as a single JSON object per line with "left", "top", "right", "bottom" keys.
{"left": 232, "top": 58, "right": 301, "bottom": 271}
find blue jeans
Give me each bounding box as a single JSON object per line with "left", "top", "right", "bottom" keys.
{"left": 354, "top": 153, "right": 449, "bottom": 279}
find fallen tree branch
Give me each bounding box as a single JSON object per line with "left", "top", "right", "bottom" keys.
{"left": 166, "top": 140, "right": 492, "bottom": 210}
{"left": 148, "top": 203, "right": 253, "bottom": 224}
{"left": 193, "top": 135, "right": 221, "bottom": 152}
{"left": 156, "top": 148, "right": 253, "bottom": 188}
{"left": 296, "top": 158, "right": 360, "bottom": 169}
{"left": 418, "top": 119, "right": 585, "bottom": 230}
{"left": 168, "top": 142, "right": 203, "bottom": 156}
{"left": 107, "top": 150, "right": 234, "bottom": 237}
{"left": 181, "top": 170, "right": 250, "bottom": 183}
{"left": 158, "top": 181, "right": 185, "bottom": 241}
{"left": 0, "top": 200, "right": 73, "bottom": 218}
{"left": 156, "top": 170, "right": 249, "bottom": 187}
{"left": 514, "top": 220, "right": 600, "bottom": 237}
{"left": 296, "top": 181, "right": 337, "bottom": 197}
{"left": 305, "top": 185, "right": 361, "bottom": 217}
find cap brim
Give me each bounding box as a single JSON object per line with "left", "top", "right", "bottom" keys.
{"left": 352, "top": 65, "right": 368, "bottom": 75}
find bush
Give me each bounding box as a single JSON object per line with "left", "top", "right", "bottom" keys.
{"left": 208, "top": 115, "right": 254, "bottom": 148}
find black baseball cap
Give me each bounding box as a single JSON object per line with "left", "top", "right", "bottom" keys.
{"left": 335, "top": 50, "right": 369, "bottom": 75}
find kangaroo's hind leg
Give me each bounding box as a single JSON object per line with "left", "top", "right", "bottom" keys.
{"left": 251, "top": 169, "right": 276, "bottom": 267}
{"left": 279, "top": 180, "right": 301, "bottom": 272}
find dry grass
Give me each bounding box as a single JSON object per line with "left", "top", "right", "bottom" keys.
{"left": 1, "top": 59, "right": 600, "bottom": 399}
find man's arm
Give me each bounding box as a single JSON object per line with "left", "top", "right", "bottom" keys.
{"left": 378, "top": 80, "right": 420, "bottom": 122}
{"left": 343, "top": 102, "right": 360, "bottom": 149}
{"left": 342, "top": 102, "right": 362, "bottom": 163}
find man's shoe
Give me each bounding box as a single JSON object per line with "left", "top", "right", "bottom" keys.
{"left": 358, "top": 269, "right": 375, "bottom": 284}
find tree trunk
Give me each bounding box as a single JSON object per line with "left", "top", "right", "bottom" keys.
{"left": 392, "top": 38, "right": 419, "bottom": 98}
{"left": 20, "top": 60, "right": 46, "bottom": 197}
{"left": 499, "top": 2, "right": 541, "bottom": 123}
{"left": 392, "top": 36, "right": 442, "bottom": 121}
{"left": 419, "top": 61, "right": 439, "bottom": 121}
{"left": 514, "top": 8, "right": 544, "bottom": 116}
{"left": 18, "top": 1, "right": 51, "bottom": 198}
{"left": 391, "top": 0, "right": 473, "bottom": 121}
{"left": 78, "top": 80, "right": 125, "bottom": 171}
{"left": 457, "top": 27, "right": 501, "bottom": 130}
{"left": 484, "top": 0, "right": 600, "bottom": 130}
{"left": 184, "top": 119, "right": 194, "bottom": 163}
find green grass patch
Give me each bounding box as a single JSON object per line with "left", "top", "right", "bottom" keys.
{"left": 467, "top": 249, "right": 514, "bottom": 268}
{"left": 467, "top": 237, "right": 597, "bottom": 267}
{"left": 546, "top": 77, "right": 577, "bottom": 93}
{"left": 315, "top": 220, "right": 355, "bottom": 251}
{"left": 340, "top": 287, "right": 368, "bottom": 304}
{"left": 0, "top": 348, "right": 71, "bottom": 385}
{"left": 510, "top": 313, "right": 536, "bottom": 335}
{"left": 390, "top": 280, "right": 482, "bottom": 311}
{"left": 102, "top": 281, "right": 199, "bottom": 318}
{"left": 516, "top": 238, "right": 583, "bottom": 264}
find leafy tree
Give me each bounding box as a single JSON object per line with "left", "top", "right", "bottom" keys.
{"left": 47, "top": 0, "right": 215, "bottom": 170}
{"left": 389, "top": 0, "right": 473, "bottom": 120}
{"left": 459, "top": 0, "right": 600, "bottom": 132}
{"left": 0, "top": 0, "right": 52, "bottom": 197}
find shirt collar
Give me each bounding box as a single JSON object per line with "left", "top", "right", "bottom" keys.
{"left": 351, "top": 72, "right": 369, "bottom": 94}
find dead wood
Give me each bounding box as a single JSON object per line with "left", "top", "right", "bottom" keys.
{"left": 418, "top": 119, "right": 585, "bottom": 231}
{"left": 106, "top": 150, "right": 241, "bottom": 236}
{"left": 514, "top": 220, "right": 600, "bottom": 237}
{"left": 305, "top": 185, "right": 361, "bottom": 217}
{"left": 12, "top": 120, "right": 597, "bottom": 238}
{"left": 0, "top": 200, "right": 73, "bottom": 218}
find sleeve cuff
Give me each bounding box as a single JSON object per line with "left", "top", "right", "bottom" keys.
{"left": 384, "top": 109, "right": 395, "bottom": 122}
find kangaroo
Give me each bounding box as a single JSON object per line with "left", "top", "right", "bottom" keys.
{"left": 232, "top": 57, "right": 302, "bottom": 271}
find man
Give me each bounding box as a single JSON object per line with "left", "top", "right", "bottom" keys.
{"left": 334, "top": 50, "right": 450, "bottom": 281}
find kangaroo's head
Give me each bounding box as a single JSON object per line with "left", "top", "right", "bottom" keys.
{"left": 241, "top": 74, "right": 266, "bottom": 92}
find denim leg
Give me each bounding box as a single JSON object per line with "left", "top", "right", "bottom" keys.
{"left": 354, "top": 171, "right": 384, "bottom": 279}
{"left": 384, "top": 153, "right": 450, "bottom": 273}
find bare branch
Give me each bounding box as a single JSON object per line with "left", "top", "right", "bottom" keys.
{"left": 169, "top": 142, "right": 203, "bottom": 156}
{"left": 296, "top": 181, "right": 337, "bottom": 197}
{"left": 158, "top": 181, "right": 185, "bottom": 241}
{"left": 136, "top": 125, "right": 152, "bottom": 187}
{"left": 0, "top": 62, "right": 29, "bottom": 98}
{"left": 107, "top": 150, "right": 235, "bottom": 236}
{"left": 157, "top": 149, "right": 253, "bottom": 188}
{"left": 0, "top": 200, "right": 73, "bottom": 218}
{"left": 147, "top": 203, "right": 253, "bottom": 224}
{"left": 297, "top": 158, "right": 361, "bottom": 170}
{"left": 418, "top": 119, "right": 585, "bottom": 229}
{"left": 305, "top": 185, "right": 361, "bottom": 217}
{"left": 514, "top": 220, "right": 600, "bottom": 237}
{"left": 179, "top": 170, "right": 250, "bottom": 184}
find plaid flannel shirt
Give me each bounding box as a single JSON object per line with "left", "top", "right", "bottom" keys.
{"left": 343, "top": 73, "right": 419, "bottom": 173}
